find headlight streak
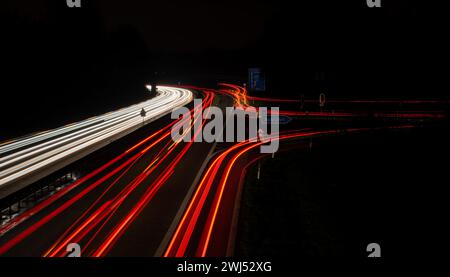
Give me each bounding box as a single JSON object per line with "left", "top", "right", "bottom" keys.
{"left": 0, "top": 87, "right": 193, "bottom": 191}
{"left": 0, "top": 81, "right": 446, "bottom": 257}
{"left": 0, "top": 87, "right": 198, "bottom": 255}
{"left": 91, "top": 92, "right": 215, "bottom": 257}
{"left": 41, "top": 92, "right": 214, "bottom": 257}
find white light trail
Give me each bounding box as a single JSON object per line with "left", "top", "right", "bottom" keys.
{"left": 0, "top": 86, "right": 193, "bottom": 191}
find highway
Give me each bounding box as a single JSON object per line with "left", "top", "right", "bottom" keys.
{"left": 0, "top": 88, "right": 219, "bottom": 256}
{"left": 0, "top": 83, "right": 446, "bottom": 257}
{"left": 0, "top": 86, "right": 193, "bottom": 199}
{"left": 161, "top": 84, "right": 447, "bottom": 257}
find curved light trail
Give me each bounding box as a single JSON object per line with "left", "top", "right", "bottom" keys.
{"left": 163, "top": 126, "right": 417, "bottom": 257}
{"left": 0, "top": 89, "right": 213, "bottom": 257}
{"left": 0, "top": 82, "right": 446, "bottom": 258}
{"left": 0, "top": 86, "right": 193, "bottom": 195}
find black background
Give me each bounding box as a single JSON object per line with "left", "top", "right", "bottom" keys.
{"left": 2, "top": 0, "right": 449, "bottom": 140}
{"left": 0, "top": 0, "right": 449, "bottom": 267}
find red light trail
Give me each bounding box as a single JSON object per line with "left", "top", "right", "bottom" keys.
{"left": 0, "top": 82, "right": 446, "bottom": 257}
{"left": 0, "top": 90, "right": 214, "bottom": 256}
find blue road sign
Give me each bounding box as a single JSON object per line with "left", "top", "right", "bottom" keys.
{"left": 248, "top": 68, "right": 266, "bottom": 91}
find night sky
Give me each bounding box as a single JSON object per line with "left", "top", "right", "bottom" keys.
{"left": 4, "top": 0, "right": 275, "bottom": 52}
{"left": 1, "top": 0, "right": 449, "bottom": 139}
{"left": 3, "top": 1, "right": 436, "bottom": 53}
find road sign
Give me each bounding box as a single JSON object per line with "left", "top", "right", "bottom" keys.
{"left": 248, "top": 68, "right": 266, "bottom": 91}
{"left": 319, "top": 93, "right": 326, "bottom": 107}
{"left": 262, "top": 115, "right": 292, "bottom": 125}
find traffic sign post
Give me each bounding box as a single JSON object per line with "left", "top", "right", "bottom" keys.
{"left": 319, "top": 93, "right": 326, "bottom": 112}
